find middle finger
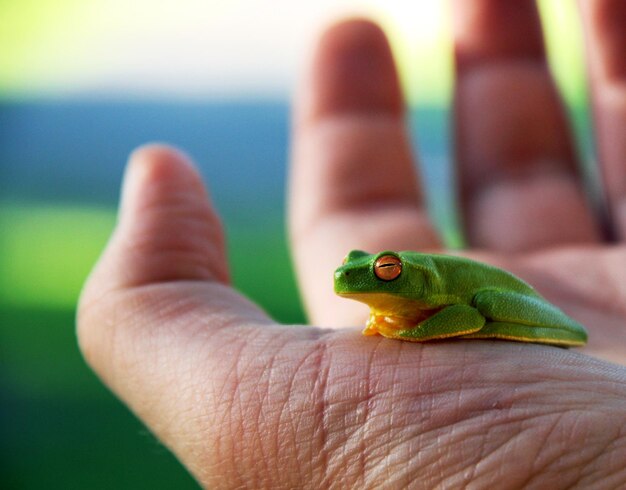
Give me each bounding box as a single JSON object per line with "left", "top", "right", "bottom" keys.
{"left": 453, "top": 0, "right": 601, "bottom": 251}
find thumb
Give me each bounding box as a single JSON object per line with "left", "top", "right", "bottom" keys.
{"left": 78, "top": 142, "right": 271, "bottom": 379}
{"left": 76, "top": 145, "right": 274, "bottom": 474}
{"left": 87, "top": 143, "right": 229, "bottom": 293}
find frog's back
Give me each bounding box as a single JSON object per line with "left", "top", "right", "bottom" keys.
{"left": 402, "top": 252, "right": 540, "bottom": 299}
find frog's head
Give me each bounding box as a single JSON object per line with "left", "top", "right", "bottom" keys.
{"left": 334, "top": 250, "right": 432, "bottom": 302}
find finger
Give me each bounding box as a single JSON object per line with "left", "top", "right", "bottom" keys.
{"left": 77, "top": 144, "right": 283, "bottom": 482}
{"left": 289, "top": 19, "right": 441, "bottom": 326}
{"left": 85, "top": 144, "right": 229, "bottom": 295}
{"left": 578, "top": 0, "right": 626, "bottom": 240}
{"left": 78, "top": 143, "right": 252, "bottom": 377}
{"left": 453, "top": 0, "right": 601, "bottom": 251}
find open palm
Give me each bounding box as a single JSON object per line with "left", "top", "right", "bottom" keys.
{"left": 79, "top": 3, "right": 626, "bottom": 488}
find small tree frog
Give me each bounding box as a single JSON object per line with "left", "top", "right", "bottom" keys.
{"left": 334, "top": 250, "right": 587, "bottom": 346}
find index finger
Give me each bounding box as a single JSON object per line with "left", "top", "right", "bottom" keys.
{"left": 289, "top": 19, "right": 441, "bottom": 326}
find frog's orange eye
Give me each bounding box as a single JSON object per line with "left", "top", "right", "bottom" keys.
{"left": 374, "top": 255, "right": 402, "bottom": 281}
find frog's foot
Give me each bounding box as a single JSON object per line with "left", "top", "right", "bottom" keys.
{"left": 364, "top": 313, "right": 426, "bottom": 338}
{"left": 362, "top": 316, "right": 381, "bottom": 336}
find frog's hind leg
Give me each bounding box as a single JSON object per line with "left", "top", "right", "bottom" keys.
{"left": 397, "top": 304, "right": 485, "bottom": 341}
{"left": 461, "top": 322, "right": 586, "bottom": 346}
{"left": 467, "top": 290, "right": 588, "bottom": 346}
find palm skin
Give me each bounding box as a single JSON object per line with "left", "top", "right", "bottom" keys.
{"left": 78, "top": 2, "right": 626, "bottom": 489}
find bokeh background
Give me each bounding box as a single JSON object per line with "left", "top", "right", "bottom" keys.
{"left": 1, "top": 1, "right": 591, "bottom": 488}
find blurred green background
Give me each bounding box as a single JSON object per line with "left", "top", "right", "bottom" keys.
{"left": 1, "top": 1, "right": 591, "bottom": 488}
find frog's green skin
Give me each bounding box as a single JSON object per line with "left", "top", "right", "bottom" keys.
{"left": 334, "top": 250, "right": 588, "bottom": 347}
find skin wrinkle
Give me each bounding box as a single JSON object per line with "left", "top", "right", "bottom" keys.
{"left": 518, "top": 414, "right": 571, "bottom": 489}
{"left": 231, "top": 343, "right": 260, "bottom": 487}
{"left": 171, "top": 387, "right": 212, "bottom": 466}
{"left": 439, "top": 422, "right": 525, "bottom": 488}
{"left": 352, "top": 411, "right": 405, "bottom": 487}
{"left": 328, "top": 346, "right": 415, "bottom": 486}
{"left": 591, "top": 438, "right": 626, "bottom": 489}
{"left": 275, "top": 346, "right": 304, "bottom": 485}
{"left": 253, "top": 338, "right": 281, "bottom": 485}
{"left": 556, "top": 415, "right": 612, "bottom": 487}
{"left": 444, "top": 405, "right": 521, "bottom": 486}
{"left": 377, "top": 426, "right": 452, "bottom": 488}
{"left": 293, "top": 336, "right": 331, "bottom": 488}
{"left": 79, "top": 283, "right": 279, "bottom": 489}
{"left": 571, "top": 429, "right": 626, "bottom": 489}
{"left": 318, "top": 358, "right": 367, "bottom": 486}
{"left": 357, "top": 335, "right": 381, "bottom": 487}
{"left": 446, "top": 413, "right": 491, "bottom": 486}
{"left": 361, "top": 436, "right": 404, "bottom": 488}
{"left": 521, "top": 417, "right": 593, "bottom": 489}
{"left": 386, "top": 344, "right": 413, "bottom": 488}
{"left": 208, "top": 382, "right": 238, "bottom": 484}
{"left": 201, "top": 330, "right": 336, "bottom": 486}
{"left": 326, "top": 344, "right": 508, "bottom": 486}
{"left": 119, "top": 229, "right": 222, "bottom": 281}
{"left": 344, "top": 354, "right": 398, "bottom": 488}
{"left": 410, "top": 423, "right": 488, "bottom": 488}
{"left": 125, "top": 245, "right": 224, "bottom": 284}
{"left": 145, "top": 336, "right": 238, "bottom": 478}
{"left": 454, "top": 412, "right": 580, "bottom": 489}
{"left": 364, "top": 357, "right": 625, "bottom": 488}
{"left": 533, "top": 409, "right": 622, "bottom": 488}
{"left": 184, "top": 337, "right": 248, "bottom": 485}
{"left": 284, "top": 337, "right": 335, "bottom": 472}
{"left": 279, "top": 337, "right": 331, "bottom": 485}
{"left": 292, "top": 108, "right": 406, "bottom": 135}
{"left": 236, "top": 333, "right": 324, "bottom": 488}
{"left": 446, "top": 427, "right": 491, "bottom": 488}
{"left": 124, "top": 187, "right": 213, "bottom": 226}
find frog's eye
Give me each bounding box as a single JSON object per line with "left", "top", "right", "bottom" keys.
{"left": 374, "top": 255, "right": 402, "bottom": 281}
{"left": 342, "top": 255, "right": 349, "bottom": 265}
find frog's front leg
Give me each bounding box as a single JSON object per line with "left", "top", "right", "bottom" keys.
{"left": 397, "top": 304, "right": 485, "bottom": 341}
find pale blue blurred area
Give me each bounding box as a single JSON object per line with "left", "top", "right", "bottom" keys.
{"left": 1, "top": 102, "right": 288, "bottom": 215}
{"left": 0, "top": 102, "right": 453, "bottom": 230}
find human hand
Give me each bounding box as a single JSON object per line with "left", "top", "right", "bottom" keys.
{"left": 78, "top": 3, "right": 626, "bottom": 488}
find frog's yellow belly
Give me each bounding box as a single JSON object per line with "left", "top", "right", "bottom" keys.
{"left": 338, "top": 292, "right": 442, "bottom": 338}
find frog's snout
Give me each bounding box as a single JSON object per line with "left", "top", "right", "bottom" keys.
{"left": 334, "top": 268, "right": 351, "bottom": 292}
{"left": 335, "top": 269, "right": 350, "bottom": 279}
